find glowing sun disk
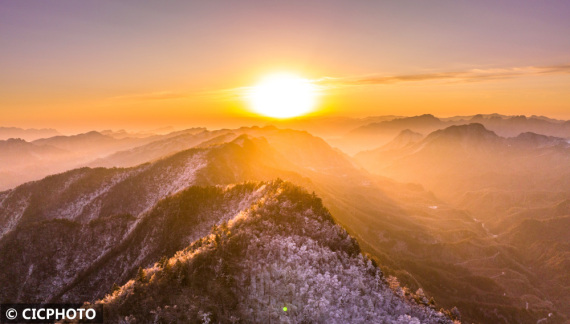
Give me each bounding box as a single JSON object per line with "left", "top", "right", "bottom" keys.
{"left": 248, "top": 73, "right": 317, "bottom": 118}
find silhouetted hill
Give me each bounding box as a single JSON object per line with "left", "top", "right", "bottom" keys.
{"left": 470, "top": 114, "right": 570, "bottom": 138}
{"left": 355, "top": 123, "right": 570, "bottom": 196}
{"left": 89, "top": 129, "right": 234, "bottom": 168}
{"left": 357, "top": 114, "right": 442, "bottom": 132}
{"left": 337, "top": 115, "right": 445, "bottom": 154}
{"left": 511, "top": 132, "right": 568, "bottom": 148}
{"left": 33, "top": 131, "right": 134, "bottom": 153}
{"left": 336, "top": 114, "right": 570, "bottom": 154}
{"left": 268, "top": 115, "right": 402, "bottom": 139}
{"left": 0, "top": 138, "right": 71, "bottom": 190}
{"left": 380, "top": 129, "right": 424, "bottom": 150}
{"left": 0, "top": 138, "right": 66, "bottom": 161}
{"left": 424, "top": 123, "right": 500, "bottom": 143}
{"left": 0, "top": 127, "right": 60, "bottom": 141}
{"left": 0, "top": 129, "right": 211, "bottom": 190}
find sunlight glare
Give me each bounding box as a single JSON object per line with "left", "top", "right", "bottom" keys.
{"left": 248, "top": 73, "right": 317, "bottom": 118}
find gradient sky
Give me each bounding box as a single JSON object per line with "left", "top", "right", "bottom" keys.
{"left": 2, "top": 0, "right": 570, "bottom": 131}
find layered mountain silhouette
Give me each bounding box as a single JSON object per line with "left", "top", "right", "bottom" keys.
{"left": 0, "top": 127, "right": 60, "bottom": 141}
{"left": 355, "top": 123, "right": 570, "bottom": 322}
{"left": 356, "top": 123, "right": 570, "bottom": 198}
{"left": 379, "top": 129, "right": 424, "bottom": 151}
{"left": 0, "top": 173, "right": 454, "bottom": 322}
{"left": 0, "top": 129, "right": 207, "bottom": 190}
{"left": 338, "top": 114, "right": 570, "bottom": 153}
{"left": 0, "top": 119, "right": 568, "bottom": 323}
{"left": 0, "top": 138, "right": 71, "bottom": 190}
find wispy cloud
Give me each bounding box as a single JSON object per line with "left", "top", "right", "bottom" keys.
{"left": 106, "top": 64, "right": 570, "bottom": 103}
{"left": 316, "top": 64, "right": 570, "bottom": 87}
{"left": 107, "top": 87, "right": 248, "bottom": 103}
{"left": 108, "top": 91, "right": 188, "bottom": 102}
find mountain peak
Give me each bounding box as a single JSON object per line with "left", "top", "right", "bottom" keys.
{"left": 390, "top": 114, "right": 441, "bottom": 124}
{"left": 400, "top": 128, "right": 423, "bottom": 136}
{"left": 381, "top": 129, "right": 423, "bottom": 150}
{"left": 428, "top": 123, "right": 499, "bottom": 141}
{"left": 3, "top": 138, "right": 28, "bottom": 144}
{"left": 0, "top": 127, "right": 61, "bottom": 141}
{"left": 512, "top": 132, "right": 568, "bottom": 148}
{"left": 97, "top": 181, "right": 452, "bottom": 324}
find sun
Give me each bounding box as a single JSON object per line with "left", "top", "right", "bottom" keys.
{"left": 248, "top": 73, "right": 318, "bottom": 118}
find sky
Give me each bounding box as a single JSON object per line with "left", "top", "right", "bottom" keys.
{"left": 1, "top": 0, "right": 570, "bottom": 131}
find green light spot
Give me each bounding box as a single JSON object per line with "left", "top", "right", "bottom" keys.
{"left": 283, "top": 306, "right": 288, "bottom": 312}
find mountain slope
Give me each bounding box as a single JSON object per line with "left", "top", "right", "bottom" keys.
{"left": 0, "top": 135, "right": 299, "bottom": 240}
{"left": 89, "top": 129, "right": 219, "bottom": 168}
{"left": 1, "top": 126, "right": 565, "bottom": 323}
{"left": 380, "top": 129, "right": 424, "bottom": 151}
{"left": 339, "top": 114, "right": 444, "bottom": 153}
{"left": 0, "top": 177, "right": 455, "bottom": 323}
{"left": 354, "top": 123, "right": 570, "bottom": 322}
{"left": 0, "top": 182, "right": 279, "bottom": 304}
{"left": 0, "top": 135, "right": 315, "bottom": 304}
{"left": 98, "top": 181, "right": 454, "bottom": 324}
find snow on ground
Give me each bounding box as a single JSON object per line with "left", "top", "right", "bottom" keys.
{"left": 54, "top": 169, "right": 144, "bottom": 222}
{"left": 139, "top": 151, "right": 207, "bottom": 216}
{"left": 125, "top": 151, "right": 208, "bottom": 238}
{"left": 0, "top": 190, "right": 31, "bottom": 239}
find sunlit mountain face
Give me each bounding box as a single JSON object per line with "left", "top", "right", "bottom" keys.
{"left": 2, "top": 1, "right": 570, "bottom": 323}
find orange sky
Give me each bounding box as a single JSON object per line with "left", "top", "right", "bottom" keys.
{"left": 1, "top": 1, "right": 570, "bottom": 132}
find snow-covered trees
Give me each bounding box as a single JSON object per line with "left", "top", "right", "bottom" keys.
{"left": 98, "top": 180, "right": 454, "bottom": 323}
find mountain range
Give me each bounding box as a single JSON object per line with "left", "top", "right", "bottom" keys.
{"left": 0, "top": 114, "right": 568, "bottom": 323}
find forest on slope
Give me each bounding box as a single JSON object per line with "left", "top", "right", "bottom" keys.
{"left": 96, "top": 181, "right": 456, "bottom": 324}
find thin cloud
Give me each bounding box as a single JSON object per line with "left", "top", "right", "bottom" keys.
{"left": 317, "top": 64, "right": 570, "bottom": 87}
{"left": 108, "top": 87, "right": 249, "bottom": 102}
{"left": 200, "top": 86, "right": 252, "bottom": 100}
{"left": 107, "top": 64, "right": 570, "bottom": 102}
{"left": 108, "top": 91, "right": 188, "bottom": 102}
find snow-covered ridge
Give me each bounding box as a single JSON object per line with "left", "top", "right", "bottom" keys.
{"left": 0, "top": 189, "right": 31, "bottom": 239}
{"left": 99, "top": 181, "right": 454, "bottom": 324}
{"left": 140, "top": 151, "right": 207, "bottom": 214}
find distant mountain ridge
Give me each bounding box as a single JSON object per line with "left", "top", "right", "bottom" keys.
{"left": 336, "top": 114, "right": 570, "bottom": 153}
{"left": 355, "top": 123, "right": 570, "bottom": 195}
{"left": 0, "top": 129, "right": 208, "bottom": 190}
{"left": 0, "top": 127, "right": 60, "bottom": 141}
{"left": 379, "top": 129, "right": 424, "bottom": 151}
